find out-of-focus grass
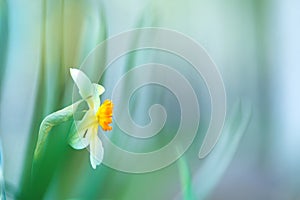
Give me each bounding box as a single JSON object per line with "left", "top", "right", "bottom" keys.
{"left": 2, "top": 0, "right": 299, "bottom": 199}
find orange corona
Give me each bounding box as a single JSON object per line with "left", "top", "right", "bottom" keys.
{"left": 96, "top": 99, "right": 113, "bottom": 131}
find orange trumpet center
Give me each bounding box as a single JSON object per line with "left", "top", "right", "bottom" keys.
{"left": 96, "top": 99, "right": 113, "bottom": 131}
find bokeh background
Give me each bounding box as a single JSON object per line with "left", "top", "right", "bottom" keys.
{"left": 0, "top": 0, "right": 300, "bottom": 199}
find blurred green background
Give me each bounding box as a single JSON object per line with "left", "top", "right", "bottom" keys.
{"left": 0, "top": 0, "right": 299, "bottom": 199}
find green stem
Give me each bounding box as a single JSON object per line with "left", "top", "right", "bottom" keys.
{"left": 33, "top": 100, "right": 82, "bottom": 161}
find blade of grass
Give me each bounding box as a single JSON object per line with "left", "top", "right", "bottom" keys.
{"left": 192, "top": 100, "right": 251, "bottom": 199}
{"left": 174, "top": 100, "right": 251, "bottom": 200}
{"left": 178, "top": 156, "right": 196, "bottom": 200}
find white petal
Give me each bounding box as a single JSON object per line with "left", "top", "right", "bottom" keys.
{"left": 90, "top": 84, "right": 105, "bottom": 113}
{"left": 91, "top": 88, "right": 100, "bottom": 114}
{"left": 70, "top": 68, "right": 94, "bottom": 105}
{"left": 76, "top": 110, "right": 96, "bottom": 133}
{"left": 69, "top": 110, "right": 95, "bottom": 149}
{"left": 93, "top": 83, "right": 105, "bottom": 96}
{"left": 69, "top": 125, "right": 95, "bottom": 149}
{"left": 69, "top": 133, "right": 89, "bottom": 149}
{"left": 89, "top": 127, "right": 104, "bottom": 169}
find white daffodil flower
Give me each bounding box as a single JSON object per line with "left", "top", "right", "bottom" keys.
{"left": 69, "top": 68, "right": 113, "bottom": 169}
